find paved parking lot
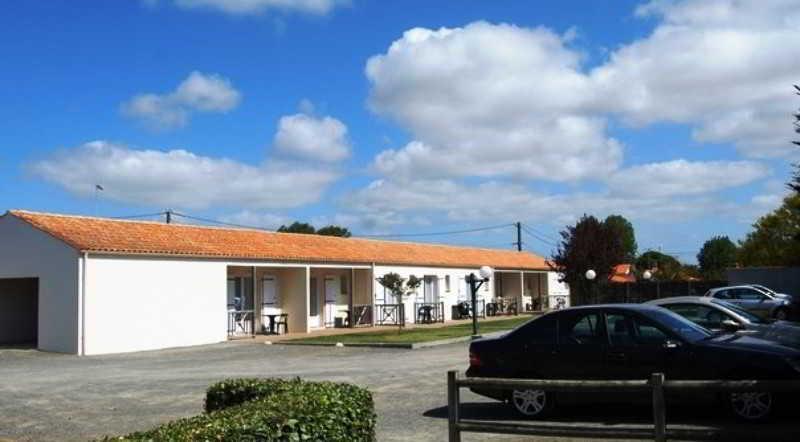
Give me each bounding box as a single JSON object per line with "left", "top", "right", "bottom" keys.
{"left": 0, "top": 341, "right": 798, "bottom": 441}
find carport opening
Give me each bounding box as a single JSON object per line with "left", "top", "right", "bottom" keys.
{"left": 0, "top": 278, "right": 38, "bottom": 348}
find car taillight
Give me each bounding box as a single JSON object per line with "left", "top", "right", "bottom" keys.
{"left": 469, "top": 351, "right": 482, "bottom": 367}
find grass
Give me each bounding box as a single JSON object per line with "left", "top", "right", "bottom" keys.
{"left": 285, "top": 316, "right": 535, "bottom": 345}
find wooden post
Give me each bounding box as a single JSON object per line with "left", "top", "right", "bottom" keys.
{"left": 447, "top": 370, "right": 461, "bottom": 442}
{"left": 651, "top": 373, "right": 666, "bottom": 442}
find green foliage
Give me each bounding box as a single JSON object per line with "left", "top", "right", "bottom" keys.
{"left": 316, "top": 225, "right": 352, "bottom": 237}
{"left": 551, "top": 215, "right": 626, "bottom": 305}
{"left": 738, "top": 194, "right": 800, "bottom": 267}
{"left": 106, "top": 378, "right": 376, "bottom": 442}
{"left": 697, "top": 236, "right": 738, "bottom": 280}
{"left": 376, "top": 272, "right": 422, "bottom": 304}
{"left": 604, "top": 214, "right": 638, "bottom": 262}
{"left": 406, "top": 274, "right": 422, "bottom": 292}
{"left": 635, "top": 250, "right": 683, "bottom": 281}
{"left": 278, "top": 221, "right": 316, "bottom": 234}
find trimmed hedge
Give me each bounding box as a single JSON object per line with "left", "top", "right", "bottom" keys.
{"left": 105, "top": 378, "right": 376, "bottom": 441}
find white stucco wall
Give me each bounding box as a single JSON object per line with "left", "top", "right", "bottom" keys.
{"left": 83, "top": 255, "right": 227, "bottom": 355}
{"left": 0, "top": 215, "right": 79, "bottom": 353}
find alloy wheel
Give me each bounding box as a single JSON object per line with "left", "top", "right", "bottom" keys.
{"left": 730, "top": 392, "right": 772, "bottom": 420}
{"left": 511, "top": 389, "right": 548, "bottom": 417}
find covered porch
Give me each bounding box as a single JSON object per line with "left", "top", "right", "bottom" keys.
{"left": 493, "top": 270, "right": 550, "bottom": 314}
{"left": 226, "top": 264, "right": 374, "bottom": 338}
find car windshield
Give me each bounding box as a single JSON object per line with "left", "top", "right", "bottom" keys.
{"left": 711, "top": 299, "right": 767, "bottom": 324}
{"left": 647, "top": 308, "right": 711, "bottom": 342}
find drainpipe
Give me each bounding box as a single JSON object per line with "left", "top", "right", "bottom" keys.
{"left": 79, "top": 251, "right": 88, "bottom": 356}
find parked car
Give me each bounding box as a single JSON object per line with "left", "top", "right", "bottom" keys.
{"left": 466, "top": 304, "right": 800, "bottom": 421}
{"left": 646, "top": 296, "right": 800, "bottom": 348}
{"left": 704, "top": 285, "right": 797, "bottom": 321}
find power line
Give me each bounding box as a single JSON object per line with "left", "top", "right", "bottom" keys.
{"left": 357, "top": 223, "right": 515, "bottom": 238}
{"left": 520, "top": 224, "right": 558, "bottom": 247}
{"left": 111, "top": 211, "right": 168, "bottom": 220}
{"left": 170, "top": 212, "right": 275, "bottom": 231}
{"left": 521, "top": 222, "right": 559, "bottom": 242}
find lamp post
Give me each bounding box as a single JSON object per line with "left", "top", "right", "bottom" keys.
{"left": 585, "top": 269, "right": 597, "bottom": 304}
{"left": 467, "top": 266, "right": 494, "bottom": 338}
{"left": 642, "top": 269, "right": 658, "bottom": 299}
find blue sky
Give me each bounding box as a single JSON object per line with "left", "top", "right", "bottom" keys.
{"left": 1, "top": 0, "right": 797, "bottom": 262}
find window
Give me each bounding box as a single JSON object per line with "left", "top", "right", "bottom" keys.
{"left": 605, "top": 313, "right": 634, "bottom": 346}
{"left": 517, "top": 316, "right": 557, "bottom": 345}
{"left": 733, "top": 288, "right": 766, "bottom": 301}
{"left": 631, "top": 317, "right": 669, "bottom": 345}
{"left": 664, "top": 304, "right": 729, "bottom": 330}
{"left": 559, "top": 312, "right": 602, "bottom": 345}
{"left": 712, "top": 289, "right": 730, "bottom": 299}
{"left": 445, "top": 275, "right": 451, "bottom": 292}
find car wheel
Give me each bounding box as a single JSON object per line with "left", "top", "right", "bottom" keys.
{"left": 773, "top": 308, "right": 788, "bottom": 321}
{"left": 510, "top": 389, "right": 552, "bottom": 418}
{"left": 729, "top": 391, "right": 773, "bottom": 421}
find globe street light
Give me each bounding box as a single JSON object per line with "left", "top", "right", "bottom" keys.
{"left": 642, "top": 270, "right": 652, "bottom": 280}
{"left": 585, "top": 269, "right": 597, "bottom": 304}
{"left": 467, "top": 266, "right": 494, "bottom": 337}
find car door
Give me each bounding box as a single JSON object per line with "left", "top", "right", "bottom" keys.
{"left": 734, "top": 288, "right": 770, "bottom": 317}
{"left": 508, "top": 315, "right": 558, "bottom": 379}
{"left": 551, "top": 310, "right": 606, "bottom": 379}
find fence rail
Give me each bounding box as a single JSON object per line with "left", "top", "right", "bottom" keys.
{"left": 376, "top": 303, "right": 405, "bottom": 326}
{"left": 580, "top": 280, "right": 728, "bottom": 305}
{"left": 227, "top": 310, "right": 255, "bottom": 338}
{"left": 414, "top": 302, "right": 445, "bottom": 324}
{"left": 351, "top": 304, "right": 373, "bottom": 327}
{"left": 447, "top": 370, "right": 800, "bottom": 442}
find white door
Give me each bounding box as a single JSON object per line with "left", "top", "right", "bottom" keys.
{"left": 309, "top": 277, "right": 321, "bottom": 328}
{"left": 424, "top": 276, "right": 439, "bottom": 303}
{"left": 261, "top": 277, "right": 279, "bottom": 315}
{"left": 324, "top": 276, "right": 339, "bottom": 327}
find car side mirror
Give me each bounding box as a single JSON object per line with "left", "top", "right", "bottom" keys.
{"left": 721, "top": 319, "right": 741, "bottom": 331}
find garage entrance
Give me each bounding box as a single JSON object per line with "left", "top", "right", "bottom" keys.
{"left": 0, "top": 278, "right": 38, "bottom": 347}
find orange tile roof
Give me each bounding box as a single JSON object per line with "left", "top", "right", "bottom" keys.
{"left": 609, "top": 263, "right": 636, "bottom": 283}
{"left": 6, "top": 210, "right": 550, "bottom": 271}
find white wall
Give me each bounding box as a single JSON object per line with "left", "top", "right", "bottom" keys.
{"left": 373, "top": 265, "right": 497, "bottom": 322}
{"left": 0, "top": 215, "right": 79, "bottom": 353}
{"left": 84, "top": 255, "right": 227, "bottom": 355}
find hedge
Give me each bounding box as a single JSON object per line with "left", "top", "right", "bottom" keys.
{"left": 105, "top": 378, "right": 376, "bottom": 441}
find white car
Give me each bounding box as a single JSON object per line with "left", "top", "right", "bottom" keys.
{"left": 703, "top": 285, "right": 796, "bottom": 321}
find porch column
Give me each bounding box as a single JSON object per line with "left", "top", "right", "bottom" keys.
{"left": 304, "top": 266, "right": 311, "bottom": 334}
{"left": 349, "top": 268, "right": 355, "bottom": 328}
{"left": 370, "top": 263, "right": 376, "bottom": 327}
{"left": 252, "top": 266, "right": 261, "bottom": 333}
{"left": 519, "top": 271, "right": 524, "bottom": 315}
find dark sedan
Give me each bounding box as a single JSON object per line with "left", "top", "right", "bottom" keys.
{"left": 466, "top": 304, "right": 800, "bottom": 421}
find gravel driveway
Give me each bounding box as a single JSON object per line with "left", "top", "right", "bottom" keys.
{"left": 0, "top": 341, "right": 797, "bottom": 441}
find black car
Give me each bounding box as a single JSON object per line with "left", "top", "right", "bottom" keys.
{"left": 466, "top": 304, "right": 800, "bottom": 421}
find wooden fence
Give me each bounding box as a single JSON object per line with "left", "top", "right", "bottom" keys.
{"left": 447, "top": 370, "right": 800, "bottom": 442}
{"left": 579, "top": 280, "right": 728, "bottom": 305}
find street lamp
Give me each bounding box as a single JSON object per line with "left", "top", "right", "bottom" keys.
{"left": 585, "top": 269, "right": 597, "bottom": 304}
{"left": 642, "top": 269, "right": 660, "bottom": 299}
{"left": 467, "top": 266, "right": 494, "bottom": 338}
{"left": 642, "top": 270, "right": 652, "bottom": 281}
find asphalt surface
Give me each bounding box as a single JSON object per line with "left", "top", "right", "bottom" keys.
{"left": 0, "top": 341, "right": 798, "bottom": 441}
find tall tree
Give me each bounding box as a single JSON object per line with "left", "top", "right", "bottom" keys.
{"left": 697, "top": 236, "right": 738, "bottom": 280}
{"left": 790, "top": 85, "right": 800, "bottom": 193}
{"left": 316, "top": 225, "right": 352, "bottom": 237}
{"left": 277, "top": 222, "right": 316, "bottom": 234}
{"left": 738, "top": 194, "right": 800, "bottom": 267}
{"left": 635, "top": 250, "right": 683, "bottom": 281}
{"left": 604, "top": 214, "right": 638, "bottom": 262}
{"left": 551, "top": 215, "right": 625, "bottom": 305}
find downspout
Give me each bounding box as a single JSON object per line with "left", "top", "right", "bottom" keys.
{"left": 79, "top": 251, "right": 88, "bottom": 356}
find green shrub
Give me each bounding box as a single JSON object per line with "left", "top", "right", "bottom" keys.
{"left": 105, "top": 378, "right": 376, "bottom": 442}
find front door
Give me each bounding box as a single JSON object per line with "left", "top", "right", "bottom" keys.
{"left": 309, "top": 277, "right": 321, "bottom": 328}
{"left": 424, "top": 276, "right": 439, "bottom": 303}
{"left": 324, "top": 276, "right": 339, "bottom": 327}
{"left": 261, "top": 277, "right": 279, "bottom": 315}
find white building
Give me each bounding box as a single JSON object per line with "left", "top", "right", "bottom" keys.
{"left": 0, "top": 210, "right": 569, "bottom": 355}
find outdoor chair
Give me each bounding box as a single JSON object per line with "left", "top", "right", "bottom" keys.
{"left": 274, "top": 314, "right": 288, "bottom": 335}
{"left": 417, "top": 305, "right": 433, "bottom": 324}
{"left": 457, "top": 302, "right": 471, "bottom": 319}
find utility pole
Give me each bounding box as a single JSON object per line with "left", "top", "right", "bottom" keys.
{"left": 514, "top": 222, "right": 522, "bottom": 251}
{"left": 165, "top": 210, "right": 172, "bottom": 224}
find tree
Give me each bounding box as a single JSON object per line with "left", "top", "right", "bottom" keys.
{"left": 604, "top": 214, "right": 637, "bottom": 262}
{"left": 738, "top": 194, "right": 800, "bottom": 267}
{"left": 277, "top": 222, "right": 316, "bottom": 234}
{"left": 376, "top": 272, "right": 422, "bottom": 304}
{"left": 635, "top": 250, "right": 683, "bottom": 281}
{"left": 697, "top": 236, "right": 738, "bottom": 280}
{"left": 550, "top": 215, "right": 625, "bottom": 305}
{"left": 316, "top": 225, "right": 352, "bottom": 238}
{"left": 790, "top": 85, "right": 800, "bottom": 193}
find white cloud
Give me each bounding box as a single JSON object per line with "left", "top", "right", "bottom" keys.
{"left": 273, "top": 113, "right": 351, "bottom": 162}
{"left": 219, "top": 210, "right": 292, "bottom": 229}
{"left": 31, "top": 141, "right": 338, "bottom": 209}
{"left": 121, "top": 71, "right": 241, "bottom": 130}
{"left": 172, "top": 0, "right": 348, "bottom": 16}
{"left": 608, "top": 159, "right": 769, "bottom": 198}
{"left": 365, "top": 22, "right": 622, "bottom": 182}
{"left": 590, "top": 0, "right": 800, "bottom": 157}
